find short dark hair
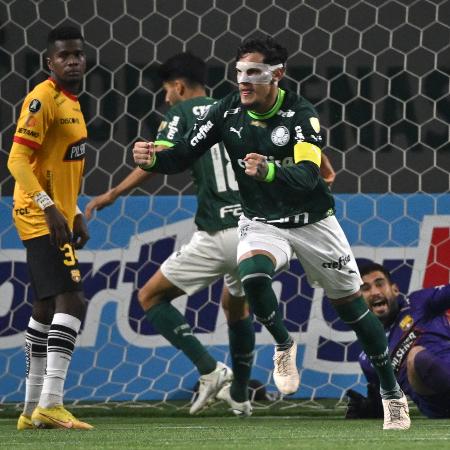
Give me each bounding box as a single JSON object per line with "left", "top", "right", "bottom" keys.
{"left": 157, "top": 52, "right": 206, "bottom": 87}
{"left": 47, "top": 25, "right": 84, "bottom": 52}
{"left": 236, "top": 37, "right": 288, "bottom": 66}
{"left": 359, "top": 262, "right": 394, "bottom": 284}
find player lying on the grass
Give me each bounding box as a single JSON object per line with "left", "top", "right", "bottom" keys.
{"left": 346, "top": 262, "right": 450, "bottom": 419}
{"left": 133, "top": 36, "right": 410, "bottom": 429}
{"left": 7, "top": 26, "right": 92, "bottom": 430}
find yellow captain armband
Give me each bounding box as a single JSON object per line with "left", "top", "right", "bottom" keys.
{"left": 263, "top": 162, "right": 276, "bottom": 182}
{"left": 293, "top": 142, "right": 321, "bottom": 166}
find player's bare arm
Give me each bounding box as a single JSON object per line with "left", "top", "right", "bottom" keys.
{"left": 72, "top": 210, "right": 90, "bottom": 249}
{"left": 320, "top": 153, "right": 335, "bottom": 186}
{"left": 43, "top": 205, "right": 71, "bottom": 247}
{"left": 85, "top": 167, "right": 152, "bottom": 220}
{"left": 243, "top": 153, "right": 269, "bottom": 181}
{"left": 7, "top": 144, "right": 71, "bottom": 247}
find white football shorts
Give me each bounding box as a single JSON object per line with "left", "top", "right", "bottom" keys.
{"left": 237, "top": 215, "right": 362, "bottom": 299}
{"left": 160, "top": 227, "right": 244, "bottom": 297}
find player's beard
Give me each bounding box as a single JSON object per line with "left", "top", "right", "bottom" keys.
{"left": 378, "top": 299, "right": 400, "bottom": 327}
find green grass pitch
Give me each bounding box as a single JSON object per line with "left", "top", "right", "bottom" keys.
{"left": 1, "top": 416, "right": 449, "bottom": 450}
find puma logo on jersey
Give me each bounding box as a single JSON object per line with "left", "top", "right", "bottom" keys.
{"left": 230, "top": 127, "right": 243, "bottom": 138}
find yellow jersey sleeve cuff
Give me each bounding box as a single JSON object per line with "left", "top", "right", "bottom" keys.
{"left": 263, "top": 162, "right": 276, "bottom": 182}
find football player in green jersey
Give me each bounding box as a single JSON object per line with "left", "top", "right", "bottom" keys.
{"left": 133, "top": 38, "right": 410, "bottom": 430}
{"left": 86, "top": 53, "right": 253, "bottom": 416}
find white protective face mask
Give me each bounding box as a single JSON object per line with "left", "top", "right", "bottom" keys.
{"left": 236, "top": 61, "right": 283, "bottom": 85}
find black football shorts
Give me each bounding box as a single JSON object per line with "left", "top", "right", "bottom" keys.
{"left": 23, "top": 234, "right": 83, "bottom": 300}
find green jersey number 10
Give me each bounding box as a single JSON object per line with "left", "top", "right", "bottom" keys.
{"left": 210, "top": 144, "right": 238, "bottom": 192}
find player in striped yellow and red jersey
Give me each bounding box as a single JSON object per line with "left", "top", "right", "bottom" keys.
{"left": 8, "top": 25, "right": 92, "bottom": 431}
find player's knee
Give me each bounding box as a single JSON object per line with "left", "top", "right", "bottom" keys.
{"left": 239, "top": 255, "right": 274, "bottom": 292}
{"left": 137, "top": 288, "right": 158, "bottom": 312}
{"left": 222, "top": 295, "right": 249, "bottom": 324}
{"left": 55, "top": 291, "right": 87, "bottom": 320}
{"left": 407, "top": 346, "right": 425, "bottom": 378}
{"left": 242, "top": 275, "right": 270, "bottom": 297}
{"left": 137, "top": 285, "right": 171, "bottom": 312}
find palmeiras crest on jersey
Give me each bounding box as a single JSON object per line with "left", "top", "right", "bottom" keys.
{"left": 271, "top": 126, "right": 290, "bottom": 146}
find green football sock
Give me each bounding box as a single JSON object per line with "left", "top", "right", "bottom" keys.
{"left": 228, "top": 316, "right": 255, "bottom": 402}
{"left": 333, "top": 296, "right": 400, "bottom": 396}
{"left": 146, "top": 302, "right": 216, "bottom": 375}
{"left": 239, "top": 255, "right": 291, "bottom": 346}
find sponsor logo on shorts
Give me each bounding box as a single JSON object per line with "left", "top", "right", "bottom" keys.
{"left": 71, "top": 269, "right": 81, "bottom": 283}
{"left": 322, "top": 254, "right": 351, "bottom": 270}
{"left": 29, "top": 99, "right": 41, "bottom": 113}
{"left": 239, "top": 224, "right": 250, "bottom": 238}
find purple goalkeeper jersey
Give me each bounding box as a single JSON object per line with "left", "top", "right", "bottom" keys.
{"left": 359, "top": 284, "right": 450, "bottom": 416}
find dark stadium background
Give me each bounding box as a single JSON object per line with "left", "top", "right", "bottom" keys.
{"left": 1, "top": 0, "right": 449, "bottom": 197}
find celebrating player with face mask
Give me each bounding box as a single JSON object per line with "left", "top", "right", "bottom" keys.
{"left": 133, "top": 37, "right": 410, "bottom": 430}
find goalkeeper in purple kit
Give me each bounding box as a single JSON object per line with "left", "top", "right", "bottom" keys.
{"left": 347, "top": 262, "right": 450, "bottom": 419}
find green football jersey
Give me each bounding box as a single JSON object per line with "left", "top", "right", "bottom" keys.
{"left": 155, "top": 96, "right": 241, "bottom": 232}
{"left": 151, "top": 89, "right": 335, "bottom": 227}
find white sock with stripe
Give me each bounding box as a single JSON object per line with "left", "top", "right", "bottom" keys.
{"left": 39, "top": 313, "right": 80, "bottom": 408}
{"left": 23, "top": 317, "right": 50, "bottom": 416}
